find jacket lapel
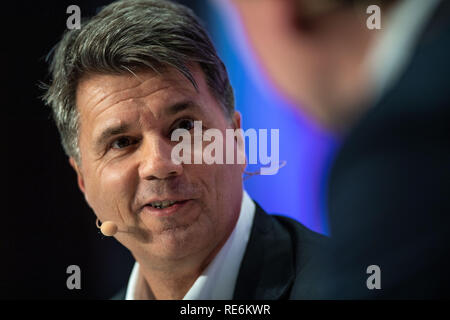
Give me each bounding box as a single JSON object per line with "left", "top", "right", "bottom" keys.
{"left": 233, "top": 203, "right": 295, "bottom": 299}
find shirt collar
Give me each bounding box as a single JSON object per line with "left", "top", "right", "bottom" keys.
{"left": 125, "top": 190, "right": 255, "bottom": 300}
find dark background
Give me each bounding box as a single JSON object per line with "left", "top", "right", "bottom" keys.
{"left": 3, "top": 0, "right": 207, "bottom": 300}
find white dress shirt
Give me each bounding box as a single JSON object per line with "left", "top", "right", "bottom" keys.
{"left": 125, "top": 190, "right": 256, "bottom": 300}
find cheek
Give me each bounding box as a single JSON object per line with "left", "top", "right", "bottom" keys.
{"left": 84, "top": 162, "right": 138, "bottom": 220}
{"left": 207, "top": 163, "right": 243, "bottom": 236}
{"left": 191, "top": 162, "right": 242, "bottom": 209}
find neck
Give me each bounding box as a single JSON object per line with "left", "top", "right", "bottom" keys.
{"left": 135, "top": 266, "right": 200, "bottom": 300}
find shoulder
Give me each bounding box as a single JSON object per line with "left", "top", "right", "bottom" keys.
{"left": 253, "top": 202, "right": 327, "bottom": 255}
{"left": 245, "top": 202, "right": 329, "bottom": 299}
{"left": 271, "top": 213, "right": 327, "bottom": 248}
{"left": 270, "top": 213, "right": 327, "bottom": 266}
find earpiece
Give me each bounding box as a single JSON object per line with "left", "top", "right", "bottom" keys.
{"left": 243, "top": 160, "right": 287, "bottom": 180}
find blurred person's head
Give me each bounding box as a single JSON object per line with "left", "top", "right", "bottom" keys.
{"left": 232, "top": 0, "right": 397, "bottom": 131}
{"left": 43, "top": 0, "right": 245, "bottom": 275}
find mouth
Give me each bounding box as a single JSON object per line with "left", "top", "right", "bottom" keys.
{"left": 148, "top": 199, "right": 179, "bottom": 209}
{"left": 141, "top": 199, "right": 191, "bottom": 217}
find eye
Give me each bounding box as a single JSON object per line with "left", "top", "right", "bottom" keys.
{"left": 173, "top": 118, "right": 195, "bottom": 131}
{"left": 110, "top": 137, "right": 137, "bottom": 150}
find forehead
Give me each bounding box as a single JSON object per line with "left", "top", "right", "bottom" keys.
{"left": 75, "top": 65, "right": 208, "bottom": 119}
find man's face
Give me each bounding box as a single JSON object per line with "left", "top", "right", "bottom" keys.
{"left": 72, "top": 65, "right": 245, "bottom": 266}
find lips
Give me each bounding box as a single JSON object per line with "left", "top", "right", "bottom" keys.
{"left": 148, "top": 199, "right": 178, "bottom": 209}
{"left": 141, "top": 199, "right": 191, "bottom": 217}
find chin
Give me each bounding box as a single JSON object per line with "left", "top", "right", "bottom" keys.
{"left": 154, "top": 223, "right": 205, "bottom": 259}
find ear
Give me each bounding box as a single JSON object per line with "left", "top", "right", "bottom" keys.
{"left": 231, "top": 111, "right": 247, "bottom": 171}
{"left": 232, "top": 110, "right": 242, "bottom": 130}
{"left": 69, "top": 157, "right": 86, "bottom": 194}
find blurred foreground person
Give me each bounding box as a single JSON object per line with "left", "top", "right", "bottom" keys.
{"left": 233, "top": 0, "right": 450, "bottom": 298}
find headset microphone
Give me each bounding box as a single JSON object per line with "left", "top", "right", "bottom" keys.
{"left": 96, "top": 218, "right": 118, "bottom": 237}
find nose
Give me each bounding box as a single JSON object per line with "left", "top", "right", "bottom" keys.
{"left": 138, "top": 136, "right": 183, "bottom": 180}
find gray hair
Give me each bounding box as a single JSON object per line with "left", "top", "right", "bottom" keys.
{"left": 42, "top": 0, "right": 235, "bottom": 164}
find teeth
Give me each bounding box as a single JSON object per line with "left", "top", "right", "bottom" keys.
{"left": 150, "top": 200, "right": 176, "bottom": 209}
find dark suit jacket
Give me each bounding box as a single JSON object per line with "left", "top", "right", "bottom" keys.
{"left": 318, "top": 0, "right": 450, "bottom": 299}
{"left": 111, "top": 202, "right": 326, "bottom": 300}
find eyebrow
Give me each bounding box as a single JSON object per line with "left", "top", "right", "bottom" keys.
{"left": 94, "top": 123, "right": 131, "bottom": 150}
{"left": 164, "top": 100, "right": 200, "bottom": 116}
{"left": 93, "top": 100, "right": 201, "bottom": 149}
